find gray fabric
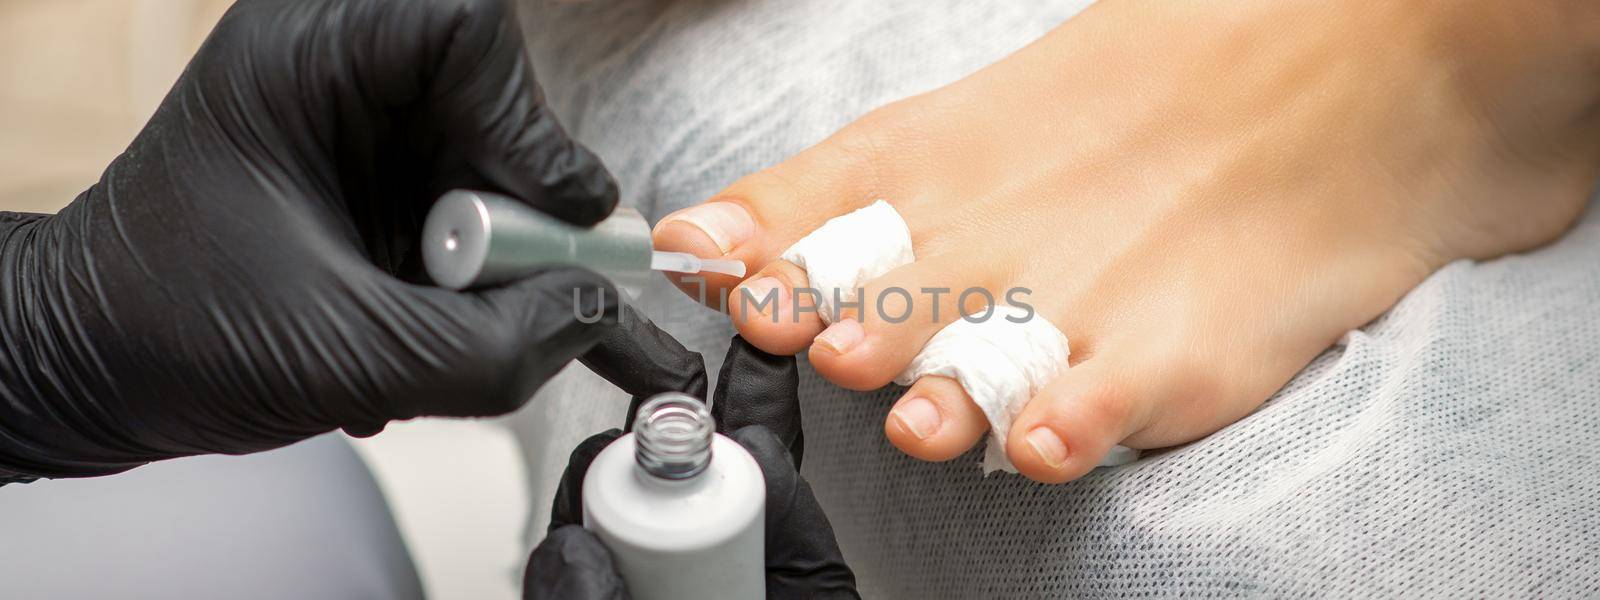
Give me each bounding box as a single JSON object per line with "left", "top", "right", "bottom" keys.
{"left": 0, "top": 435, "right": 423, "bottom": 600}
{"left": 511, "top": 0, "right": 1600, "bottom": 596}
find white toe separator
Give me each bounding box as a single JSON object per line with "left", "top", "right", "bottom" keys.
{"left": 893, "top": 308, "right": 1140, "bottom": 473}
{"left": 780, "top": 201, "right": 914, "bottom": 325}
{"left": 779, "top": 200, "right": 1138, "bottom": 474}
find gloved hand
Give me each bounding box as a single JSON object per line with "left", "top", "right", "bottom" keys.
{"left": 0, "top": 0, "right": 621, "bottom": 481}
{"left": 524, "top": 334, "right": 859, "bottom": 600}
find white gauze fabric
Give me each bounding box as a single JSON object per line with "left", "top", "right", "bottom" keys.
{"left": 781, "top": 200, "right": 1137, "bottom": 472}
{"left": 779, "top": 201, "right": 913, "bottom": 324}
{"left": 894, "top": 309, "right": 1141, "bottom": 471}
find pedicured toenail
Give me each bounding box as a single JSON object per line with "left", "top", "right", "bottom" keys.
{"left": 1025, "top": 427, "right": 1068, "bottom": 469}
{"left": 661, "top": 202, "right": 755, "bottom": 254}
{"left": 891, "top": 397, "right": 942, "bottom": 440}
{"left": 814, "top": 319, "right": 864, "bottom": 355}
{"left": 738, "top": 277, "right": 787, "bottom": 319}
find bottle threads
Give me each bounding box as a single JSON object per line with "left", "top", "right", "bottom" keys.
{"left": 633, "top": 393, "right": 714, "bottom": 480}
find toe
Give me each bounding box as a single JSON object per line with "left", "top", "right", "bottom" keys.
{"left": 807, "top": 261, "right": 983, "bottom": 391}
{"left": 652, "top": 137, "right": 884, "bottom": 309}
{"left": 1005, "top": 359, "right": 1153, "bottom": 484}
{"left": 728, "top": 259, "right": 824, "bottom": 355}
{"left": 652, "top": 202, "right": 758, "bottom": 303}
{"left": 884, "top": 376, "right": 989, "bottom": 462}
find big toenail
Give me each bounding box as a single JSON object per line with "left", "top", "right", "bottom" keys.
{"left": 660, "top": 202, "right": 754, "bottom": 254}
{"left": 815, "top": 319, "right": 864, "bottom": 354}
{"left": 1025, "top": 427, "right": 1068, "bottom": 469}
{"left": 891, "top": 397, "right": 942, "bottom": 440}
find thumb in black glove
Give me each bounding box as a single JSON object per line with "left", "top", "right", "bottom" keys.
{"left": 0, "top": 0, "right": 620, "bottom": 479}
{"left": 525, "top": 334, "right": 858, "bottom": 600}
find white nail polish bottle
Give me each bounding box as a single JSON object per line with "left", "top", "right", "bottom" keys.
{"left": 583, "top": 393, "right": 766, "bottom": 600}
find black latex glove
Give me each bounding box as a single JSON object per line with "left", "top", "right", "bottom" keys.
{"left": 0, "top": 0, "right": 621, "bottom": 481}
{"left": 525, "top": 335, "right": 859, "bottom": 600}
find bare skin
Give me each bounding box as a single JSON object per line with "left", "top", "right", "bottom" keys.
{"left": 652, "top": 0, "right": 1600, "bottom": 483}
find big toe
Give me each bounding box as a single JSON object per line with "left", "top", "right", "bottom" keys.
{"left": 652, "top": 200, "right": 760, "bottom": 306}
{"left": 653, "top": 130, "right": 891, "bottom": 353}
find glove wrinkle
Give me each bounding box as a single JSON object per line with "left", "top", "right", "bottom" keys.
{"left": 523, "top": 525, "right": 630, "bottom": 600}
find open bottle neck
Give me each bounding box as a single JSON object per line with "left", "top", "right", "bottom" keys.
{"left": 633, "top": 393, "right": 714, "bottom": 481}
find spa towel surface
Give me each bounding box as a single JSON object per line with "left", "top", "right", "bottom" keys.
{"left": 506, "top": 0, "right": 1600, "bottom": 596}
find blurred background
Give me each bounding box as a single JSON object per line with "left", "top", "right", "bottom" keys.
{"left": 0, "top": 2, "right": 530, "bottom": 598}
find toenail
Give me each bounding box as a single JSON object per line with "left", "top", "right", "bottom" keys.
{"left": 1025, "top": 427, "right": 1068, "bottom": 469}
{"left": 738, "top": 277, "right": 787, "bottom": 318}
{"left": 660, "top": 202, "right": 755, "bottom": 255}
{"left": 891, "top": 397, "right": 942, "bottom": 440}
{"left": 814, "top": 319, "right": 864, "bottom": 355}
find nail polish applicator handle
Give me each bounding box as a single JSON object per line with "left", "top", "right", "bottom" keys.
{"left": 421, "top": 189, "right": 747, "bottom": 297}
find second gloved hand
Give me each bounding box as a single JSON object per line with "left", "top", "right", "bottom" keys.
{"left": 0, "top": 0, "right": 620, "bottom": 479}
{"left": 525, "top": 334, "right": 859, "bottom": 600}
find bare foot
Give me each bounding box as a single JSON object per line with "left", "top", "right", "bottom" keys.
{"left": 653, "top": 0, "right": 1600, "bottom": 482}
